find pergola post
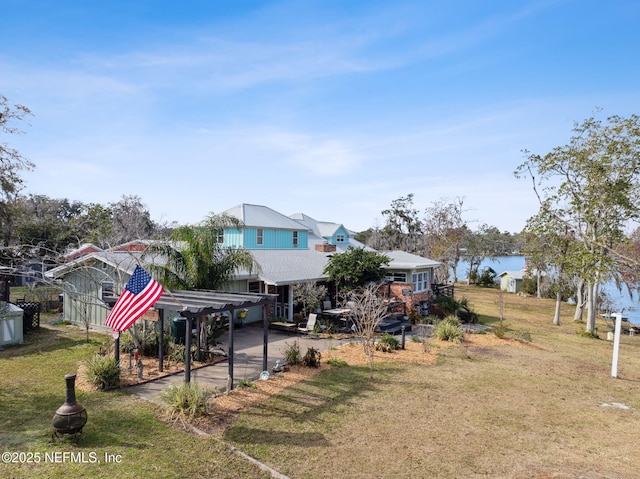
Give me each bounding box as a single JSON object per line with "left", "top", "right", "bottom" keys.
{"left": 228, "top": 309, "right": 234, "bottom": 391}
{"left": 158, "top": 309, "right": 164, "bottom": 372}
{"left": 184, "top": 316, "right": 192, "bottom": 383}
{"left": 263, "top": 301, "right": 273, "bottom": 372}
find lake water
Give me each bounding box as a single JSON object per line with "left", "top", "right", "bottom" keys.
{"left": 455, "top": 256, "right": 640, "bottom": 325}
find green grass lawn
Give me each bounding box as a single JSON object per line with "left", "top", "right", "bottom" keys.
{"left": 0, "top": 323, "right": 269, "bottom": 479}
{"left": 3, "top": 287, "right": 640, "bottom": 478}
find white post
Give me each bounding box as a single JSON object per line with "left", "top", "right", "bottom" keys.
{"left": 611, "top": 313, "right": 623, "bottom": 378}
{"left": 288, "top": 287, "right": 294, "bottom": 323}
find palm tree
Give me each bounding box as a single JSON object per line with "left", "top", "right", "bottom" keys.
{"left": 143, "top": 214, "right": 259, "bottom": 356}
{"left": 145, "top": 213, "right": 258, "bottom": 290}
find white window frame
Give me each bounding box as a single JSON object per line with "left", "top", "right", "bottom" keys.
{"left": 256, "top": 228, "right": 264, "bottom": 246}
{"left": 336, "top": 233, "right": 345, "bottom": 243}
{"left": 412, "top": 272, "right": 430, "bottom": 292}
{"left": 293, "top": 231, "right": 299, "bottom": 247}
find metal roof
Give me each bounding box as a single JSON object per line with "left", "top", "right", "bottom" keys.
{"left": 248, "top": 248, "right": 330, "bottom": 285}
{"left": 153, "top": 289, "right": 277, "bottom": 318}
{"left": 381, "top": 250, "right": 442, "bottom": 270}
{"left": 224, "top": 204, "right": 310, "bottom": 230}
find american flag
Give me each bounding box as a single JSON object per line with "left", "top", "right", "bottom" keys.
{"left": 104, "top": 265, "right": 164, "bottom": 332}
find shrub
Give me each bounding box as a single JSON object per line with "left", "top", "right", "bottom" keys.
{"left": 169, "top": 344, "right": 187, "bottom": 364}
{"left": 161, "top": 382, "right": 214, "bottom": 422}
{"left": 408, "top": 308, "right": 423, "bottom": 324}
{"left": 576, "top": 329, "right": 600, "bottom": 339}
{"left": 419, "top": 314, "right": 440, "bottom": 325}
{"left": 118, "top": 331, "right": 136, "bottom": 353}
{"left": 318, "top": 318, "right": 336, "bottom": 334}
{"left": 326, "top": 358, "right": 348, "bottom": 367}
{"left": 410, "top": 335, "right": 423, "bottom": 343}
{"left": 521, "top": 277, "right": 538, "bottom": 296}
{"left": 376, "top": 334, "right": 400, "bottom": 352}
{"left": 302, "top": 347, "right": 322, "bottom": 368}
{"left": 514, "top": 329, "right": 533, "bottom": 343}
{"left": 86, "top": 354, "right": 121, "bottom": 390}
{"left": 283, "top": 341, "right": 302, "bottom": 366}
{"left": 238, "top": 379, "right": 257, "bottom": 389}
{"left": 476, "top": 267, "right": 497, "bottom": 287}
{"left": 434, "top": 315, "right": 463, "bottom": 343}
{"left": 493, "top": 320, "right": 508, "bottom": 339}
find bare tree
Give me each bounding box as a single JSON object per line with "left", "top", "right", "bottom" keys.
{"left": 0, "top": 94, "right": 35, "bottom": 248}
{"left": 380, "top": 194, "right": 423, "bottom": 253}
{"left": 423, "top": 197, "right": 467, "bottom": 282}
{"left": 340, "top": 283, "right": 389, "bottom": 379}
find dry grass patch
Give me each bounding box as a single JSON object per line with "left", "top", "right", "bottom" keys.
{"left": 217, "top": 286, "right": 640, "bottom": 479}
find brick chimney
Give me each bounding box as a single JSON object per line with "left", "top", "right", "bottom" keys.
{"left": 315, "top": 242, "right": 337, "bottom": 253}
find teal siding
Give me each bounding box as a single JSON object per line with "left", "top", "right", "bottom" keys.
{"left": 242, "top": 228, "right": 308, "bottom": 249}
{"left": 331, "top": 226, "right": 350, "bottom": 245}
{"left": 223, "top": 227, "right": 243, "bottom": 248}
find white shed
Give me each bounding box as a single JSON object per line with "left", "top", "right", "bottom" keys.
{"left": 498, "top": 271, "right": 526, "bottom": 293}
{"left": 0, "top": 303, "right": 24, "bottom": 346}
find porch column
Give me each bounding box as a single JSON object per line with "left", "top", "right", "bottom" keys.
{"left": 288, "top": 286, "right": 294, "bottom": 322}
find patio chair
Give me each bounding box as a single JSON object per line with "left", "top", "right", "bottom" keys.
{"left": 298, "top": 313, "right": 318, "bottom": 333}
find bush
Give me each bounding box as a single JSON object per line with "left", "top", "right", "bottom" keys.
{"left": 86, "top": 354, "right": 121, "bottom": 390}
{"left": 493, "top": 320, "right": 508, "bottom": 339}
{"left": 376, "top": 334, "right": 400, "bottom": 352}
{"left": 118, "top": 331, "right": 136, "bottom": 353}
{"left": 302, "top": 347, "right": 322, "bottom": 368}
{"left": 408, "top": 308, "right": 423, "bottom": 324}
{"left": 514, "top": 329, "right": 532, "bottom": 343}
{"left": 326, "top": 358, "right": 348, "bottom": 367}
{"left": 576, "top": 329, "right": 600, "bottom": 339}
{"left": 283, "top": 341, "right": 302, "bottom": 366}
{"left": 161, "top": 382, "right": 214, "bottom": 422}
{"left": 238, "top": 379, "right": 257, "bottom": 389}
{"left": 476, "top": 267, "right": 497, "bottom": 288}
{"left": 419, "top": 314, "right": 440, "bottom": 325}
{"left": 521, "top": 277, "right": 538, "bottom": 296}
{"left": 433, "top": 315, "right": 463, "bottom": 343}
{"left": 169, "top": 344, "right": 186, "bottom": 364}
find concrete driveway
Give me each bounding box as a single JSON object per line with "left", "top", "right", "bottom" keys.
{"left": 130, "top": 323, "right": 350, "bottom": 404}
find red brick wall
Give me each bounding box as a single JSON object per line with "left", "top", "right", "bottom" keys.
{"left": 388, "top": 283, "right": 431, "bottom": 312}
{"left": 315, "top": 243, "right": 337, "bottom": 253}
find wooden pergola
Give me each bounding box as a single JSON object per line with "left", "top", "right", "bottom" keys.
{"left": 151, "top": 289, "right": 277, "bottom": 387}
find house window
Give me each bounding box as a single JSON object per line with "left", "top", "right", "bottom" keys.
{"left": 101, "top": 281, "right": 115, "bottom": 301}
{"left": 293, "top": 231, "right": 299, "bottom": 247}
{"left": 248, "top": 281, "right": 261, "bottom": 293}
{"left": 256, "top": 228, "right": 264, "bottom": 246}
{"left": 412, "top": 272, "right": 430, "bottom": 292}
{"left": 336, "top": 234, "right": 345, "bottom": 243}
{"left": 385, "top": 272, "right": 407, "bottom": 282}
{"left": 215, "top": 229, "right": 224, "bottom": 244}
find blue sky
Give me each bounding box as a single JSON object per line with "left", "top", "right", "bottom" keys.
{"left": 1, "top": 0, "right": 639, "bottom": 234}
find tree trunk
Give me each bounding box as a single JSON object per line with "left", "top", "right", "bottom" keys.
{"left": 573, "top": 279, "right": 585, "bottom": 321}
{"left": 585, "top": 281, "right": 598, "bottom": 333}
{"left": 553, "top": 291, "right": 562, "bottom": 326}
{"left": 536, "top": 270, "right": 542, "bottom": 299}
